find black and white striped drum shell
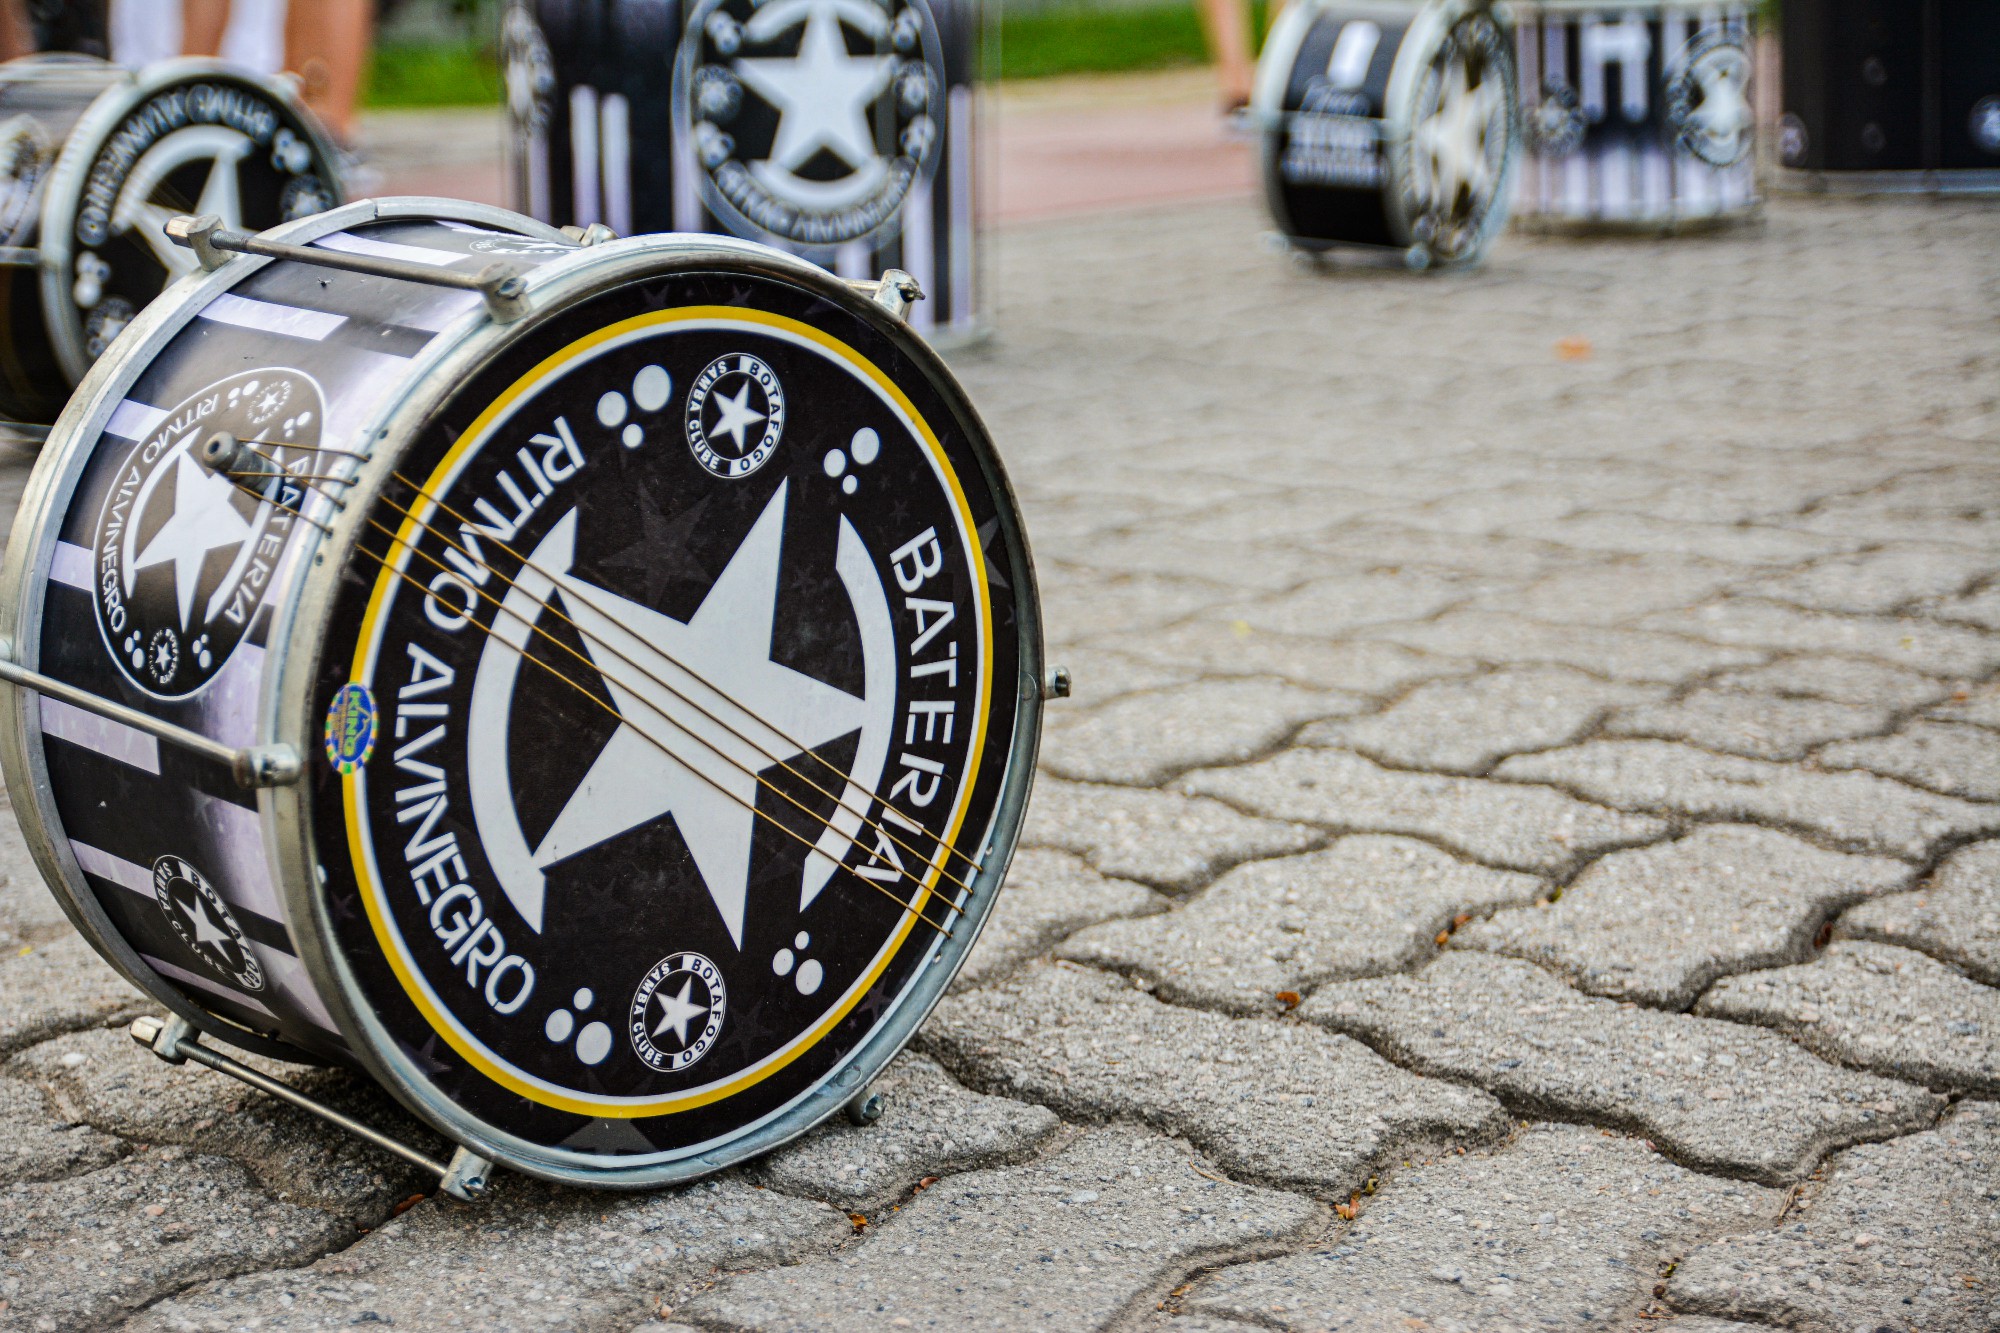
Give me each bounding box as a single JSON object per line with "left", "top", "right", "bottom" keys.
{"left": 0, "top": 55, "right": 343, "bottom": 423}
{"left": 1506, "top": 1, "right": 1757, "bottom": 224}
{"left": 0, "top": 197, "right": 1042, "bottom": 1186}
{"left": 1253, "top": 0, "right": 1521, "bottom": 266}
{"left": 503, "top": 0, "right": 987, "bottom": 345}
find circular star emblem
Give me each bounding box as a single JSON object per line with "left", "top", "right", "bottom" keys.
{"left": 674, "top": 0, "right": 946, "bottom": 249}
{"left": 90, "top": 367, "right": 325, "bottom": 699}
{"left": 153, "top": 854, "right": 264, "bottom": 992}
{"left": 1402, "top": 14, "right": 1513, "bottom": 263}
{"left": 1667, "top": 29, "right": 1753, "bottom": 168}
{"left": 630, "top": 953, "right": 728, "bottom": 1072}
{"left": 686, "top": 353, "right": 786, "bottom": 479}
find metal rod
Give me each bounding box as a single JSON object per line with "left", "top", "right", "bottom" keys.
{"left": 0, "top": 654, "right": 299, "bottom": 787}
{"left": 131, "top": 1016, "right": 455, "bottom": 1183}
{"left": 164, "top": 214, "right": 528, "bottom": 320}
{"left": 0, "top": 246, "right": 38, "bottom": 267}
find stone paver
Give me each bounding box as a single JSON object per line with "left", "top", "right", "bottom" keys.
{"left": 1356, "top": 609, "right": 1768, "bottom": 685}
{"left": 0, "top": 1148, "right": 349, "bottom": 1331}
{"left": 11, "top": 1025, "right": 435, "bottom": 1224}
{"left": 1818, "top": 719, "right": 2000, "bottom": 802}
{"left": 1183, "top": 747, "right": 1669, "bottom": 874}
{"left": 1640, "top": 601, "right": 2000, "bottom": 680}
{"left": 692, "top": 1128, "right": 1321, "bottom": 1332}
{"left": 1060, "top": 836, "right": 1540, "bottom": 1014}
{"left": 1496, "top": 738, "right": 2000, "bottom": 859}
{"left": 1222, "top": 570, "right": 1487, "bottom": 639}
{"left": 0, "top": 1071, "right": 123, "bottom": 1185}
{"left": 1181, "top": 1123, "right": 1781, "bottom": 1332}
{"left": 956, "top": 848, "right": 1166, "bottom": 990}
{"left": 1603, "top": 687, "right": 1896, "bottom": 761}
{"left": 749, "top": 1053, "right": 1062, "bottom": 1212}
{"left": 1668, "top": 1100, "right": 2000, "bottom": 1333}
{"left": 1092, "top": 622, "right": 1457, "bottom": 696}
{"left": 1697, "top": 941, "right": 2000, "bottom": 1095}
{"left": 1021, "top": 777, "right": 1322, "bottom": 892}
{"left": 1928, "top": 676, "right": 2000, "bottom": 728}
{"left": 924, "top": 962, "right": 1507, "bottom": 1197}
{"left": 1705, "top": 653, "right": 1957, "bottom": 709}
{"left": 1041, "top": 678, "right": 1367, "bottom": 785}
{"left": 1303, "top": 952, "right": 1942, "bottom": 1183}
{"left": 126, "top": 1176, "right": 847, "bottom": 1333}
{"left": 0, "top": 934, "right": 147, "bottom": 1058}
{"left": 0, "top": 799, "right": 73, "bottom": 946}
{"left": 1923, "top": 581, "right": 2000, "bottom": 631}
{"left": 1840, "top": 840, "right": 2000, "bottom": 984}
{"left": 1459, "top": 825, "right": 1911, "bottom": 1009}
{"left": 1301, "top": 666, "right": 1659, "bottom": 773}
{"left": 1737, "top": 546, "right": 1996, "bottom": 616}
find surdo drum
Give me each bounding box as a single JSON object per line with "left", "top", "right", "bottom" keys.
{"left": 1507, "top": 1, "right": 1758, "bottom": 227}
{"left": 0, "top": 55, "right": 343, "bottom": 424}
{"left": 503, "top": 0, "right": 988, "bottom": 345}
{"left": 0, "top": 196, "right": 1044, "bottom": 1193}
{"left": 1253, "top": 0, "right": 1521, "bottom": 268}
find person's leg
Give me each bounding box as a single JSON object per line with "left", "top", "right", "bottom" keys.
{"left": 1200, "top": 0, "right": 1255, "bottom": 109}
{"left": 182, "top": 0, "right": 230, "bottom": 55}
{"left": 284, "top": 0, "right": 370, "bottom": 143}
{"left": 0, "top": 0, "right": 32, "bottom": 60}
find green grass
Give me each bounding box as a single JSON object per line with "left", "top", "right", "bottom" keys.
{"left": 360, "top": 6, "right": 1262, "bottom": 109}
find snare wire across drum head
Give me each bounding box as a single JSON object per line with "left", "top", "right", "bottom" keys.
{"left": 0, "top": 197, "right": 1043, "bottom": 1188}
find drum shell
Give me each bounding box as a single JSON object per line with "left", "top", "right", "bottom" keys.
{"left": 503, "top": 0, "right": 989, "bottom": 345}
{"left": 1506, "top": 1, "right": 1758, "bottom": 227}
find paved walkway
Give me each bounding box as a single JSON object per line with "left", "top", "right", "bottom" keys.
{"left": 0, "top": 193, "right": 1997, "bottom": 1331}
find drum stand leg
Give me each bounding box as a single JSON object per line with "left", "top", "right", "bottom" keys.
{"left": 128, "top": 1016, "right": 493, "bottom": 1202}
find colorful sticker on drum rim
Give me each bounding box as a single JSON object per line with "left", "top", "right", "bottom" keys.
{"left": 314, "top": 274, "right": 1019, "bottom": 1156}
{"left": 324, "top": 682, "right": 378, "bottom": 774}
{"left": 89, "top": 368, "right": 327, "bottom": 701}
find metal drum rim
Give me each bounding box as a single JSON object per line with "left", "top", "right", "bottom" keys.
{"left": 0, "top": 196, "right": 566, "bottom": 1067}
{"left": 35, "top": 55, "right": 348, "bottom": 387}
{"left": 263, "top": 219, "right": 1045, "bottom": 1186}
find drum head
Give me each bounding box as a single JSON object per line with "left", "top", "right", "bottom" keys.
{"left": 40, "top": 61, "right": 343, "bottom": 385}
{"left": 296, "top": 245, "right": 1039, "bottom": 1181}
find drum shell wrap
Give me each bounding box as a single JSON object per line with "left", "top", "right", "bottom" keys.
{"left": 0, "top": 197, "right": 1042, "bottom": 1186}
{"left": 504, "top": 0, "right": 989, "bottom": 344}
{"left": 1507, "top": 2, "right": 1757, "bottom": 226}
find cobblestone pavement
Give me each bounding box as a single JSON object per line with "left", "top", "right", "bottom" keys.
{"left": 0, "top": 193, "right": 1996, "bottom": 1331}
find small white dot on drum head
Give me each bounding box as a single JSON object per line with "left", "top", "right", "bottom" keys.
{"left": 795, "top": 931, "right": 809, "bottom": 948}
{"left": 597, "top": 391, "right": 628, "bottom": 427}
{"left": 824, "top": 450, "right": 846, "bottom": 477}
{"left": 545, "top": 1009, "right": 574, "bottom": 1042}
{"left": 575, "top": 1021, "right": 613, "bottom": 1064}
{"left": 633, "top": 364, "right": 671, "bottom": 411}
{"left": 851, "top": 427, "right": 879, "bottom": 465}
{"left": 842, "top": 476, "right": 857, "bottom": 495}
{"left": 622, "top": 423, "right": 643, "bottom": 448}
{"left": 796, "top": 959, "right": 824, "bottom": 996}
{"left": 773, "top": 947, "right": 794, "bottom": 976}
{"left": 573, "top": 988, "right": 593, "bottom": 1009}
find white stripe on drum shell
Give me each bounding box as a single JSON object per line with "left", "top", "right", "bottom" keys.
{"left": 49, "top": 539, "right": 90, "bottom": 589}
{"left": 40, "top": 696, "right": 161, "bottom": 774}
{"left": 141, "top": 953, "right": 281, "bottom": 1019}
{"left": 571, "top": 84, "right": 601, "bottom": 227}
{"left": 948, "top": 85, "right": 975, "bottom": 327}
{"left": 833, "top": 240, "right": 870, "bottom": 280}
{"left": 672, "top": 119, "right": 701, "bottom": 231}
{"left": 70, "top": 839, "right": 152, "bottom": 893}
{"left": 902, "top": 177, "right": 934, "bottom": 331}
{"left": 199, "top": 293, "right": 346, "bottom": 342}
{"left": 104, "top": 398, "right": 167, "bottom": 442}
{"left": 249, "top": 946, "right": 340, "bottom": 1033}
{"left": 601, "top": 92, "right": 633, "bottom": 237}
{"left": 192, "top": 783, "right": 284, "bottom": 921}
{"left": 314, "top": 231, "right": 471, "bottom": 268}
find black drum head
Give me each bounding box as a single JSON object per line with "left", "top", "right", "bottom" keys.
{"left": 306, "top": 261, "right": 1035, "bottom": 1176}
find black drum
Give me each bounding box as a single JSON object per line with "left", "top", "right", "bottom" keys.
{"left": 0, "top": 196, "right": 1044, "bottom": 1189}
{"left": 0, "top": 55, "right": 342, "bottom": 425}
{"left": 1508, "top": 1, "right": 1757, "bottom": 227}
{"left": 1779, "top": 0, "right": 2000, "bottom": 190}
{"left": 1252, "top": 0, "right": 1520, "bottom": 268}
{"left": 503, "top": 0, "right": 988, "bottom": 344}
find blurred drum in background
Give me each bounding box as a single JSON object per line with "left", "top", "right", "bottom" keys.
{"left": 0, "top": 53, "right": 342, "bottom": 423}
{"left": 1252, "top": 0, "right": 1520, "bottom": 269}
{"left": 503, "top": 0, "right": 988, "bottom": 344}
{"left": 1506, "top": 0, "right": 1757, "bottom": 228}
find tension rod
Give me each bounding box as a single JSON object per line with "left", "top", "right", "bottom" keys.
{"left": 164, "top": 214, "right": 529, "bottom": 322}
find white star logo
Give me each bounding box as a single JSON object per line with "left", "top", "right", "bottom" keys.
{"left": 651, "top": 978, "right": 709, "bottom": 1046}
{"left": 734, "top": 4, "right": 895, "bottom": 180}
{"left": 112, "top": 125, "right": 251, "bottom": 283}
{"left": 466, "top": 481, "right": 898, "bottom": 949}
{"left": 1413, "top": 56, "right": 1502, "bottom": 208}
{"left": 187, "top": 892, "right": 234, "bottom": 951}
{"left": 707, "top": 380, "right": 768, "bottom": 455}
{"left": 131, "top": 451, "right": 254, "bottom": 631}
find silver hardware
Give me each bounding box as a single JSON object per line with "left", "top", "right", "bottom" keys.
{"left": 0, "top": 652, "right": 300, "bottom": 788}
{"left": 844, "top": 1087, "right": 886, "bottom": 1126}
{"left": 852, "top": 269, "right": 923, "bottom": 320}
{"left": 165, "top": 214, "right": 529, "bottom": 321}
{"left": 559, "top": 223, "right": 618, "bottom": 247}
{"left": 438, "top": 1147, "right": 494, "bottom": 1202}
{"left": 128, "top": 1015, "right": 472, "bottom": 1194}
{"left": 0, "top": 246, "right": 38, "bottom": 268}
{"left": 1043, "top": 665, "right": 1072, "bottom": 700}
